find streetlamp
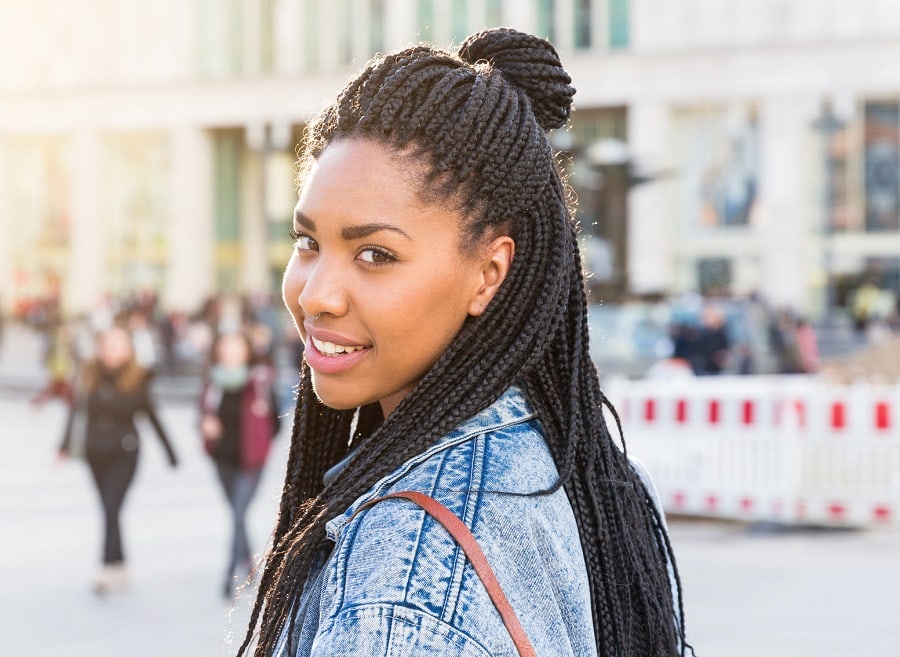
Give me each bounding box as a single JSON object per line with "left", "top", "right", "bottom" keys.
{"left": 551, "top": 133, "right": 662, "bottom": 302}
{"left": 585, "top": 138, "right": 659, "bottom": 302}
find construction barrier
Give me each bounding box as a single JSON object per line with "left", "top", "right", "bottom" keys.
{"left": 605, "top": 375, "right": 900, "bottom": 527}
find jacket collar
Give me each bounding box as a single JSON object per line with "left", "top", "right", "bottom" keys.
{"left": 325, "top": 385, "right": 535, "bottom": 541}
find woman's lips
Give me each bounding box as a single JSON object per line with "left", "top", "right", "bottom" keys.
{"left": 304, "top": 333, "right": 370, "bottom": 374}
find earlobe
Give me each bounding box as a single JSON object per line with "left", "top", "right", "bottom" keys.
{"left": 468, "top": 236, "right": 515, "bottom": 316}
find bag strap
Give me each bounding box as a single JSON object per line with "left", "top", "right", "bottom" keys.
{"left": 353, "top": 490, "right": 538, "bottom": 657}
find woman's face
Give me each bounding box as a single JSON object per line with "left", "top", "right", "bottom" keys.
{"left": 283, "top": 139, "right": 512, "bottom": 417}
{"left": 98, "top": 327, "right": 133, "bottom": 369}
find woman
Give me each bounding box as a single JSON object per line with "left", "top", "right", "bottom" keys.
{"left": 241, "top": 29, "right": 689, "bottom": 657}
{"left": 59, "top": 324, "right": 178, "bottom": 594}
{"left": 200, "top": 331, "right": 281, "bottom": 597}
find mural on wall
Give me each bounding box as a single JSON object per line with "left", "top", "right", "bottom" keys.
{"left": 675, "top": 105, "right": 760, "bottom": 230}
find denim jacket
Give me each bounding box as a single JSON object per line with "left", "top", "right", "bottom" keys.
{"left": 274, "top": 386, "right": 599, "bottom": 657}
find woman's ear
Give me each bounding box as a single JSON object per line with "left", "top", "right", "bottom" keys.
{"left": 468, "top": 236, "right": 515, "bottom": 316}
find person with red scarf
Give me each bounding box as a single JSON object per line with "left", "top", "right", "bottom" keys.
{"left": 200, "top": 331, "right": 281, "bottom": 598}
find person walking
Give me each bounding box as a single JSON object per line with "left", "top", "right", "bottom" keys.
{"left": 238, "top": 28, "right": 690, "bottom": 657}
{"left": 58, "top": 324, "right": 178, "bottom": 594}
{"left": 200, "top": 331, "right": 281, "bottom": 598}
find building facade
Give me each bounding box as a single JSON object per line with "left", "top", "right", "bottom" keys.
{"left": 2, "top": 0, "right": 900, "bottom": 319}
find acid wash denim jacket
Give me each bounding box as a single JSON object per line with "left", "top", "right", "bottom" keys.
{"left": 274, "top": 385, "right": 600, "bottom": 657}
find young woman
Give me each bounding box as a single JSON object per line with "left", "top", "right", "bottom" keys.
{"left": 200, "top": 330, "right": 281, "bottom": 598}
{"left": 241, "top": 29, "right": 689, "bottom": 657}
{"left": 59, "top": 324, "right": 178, "bottom": 594}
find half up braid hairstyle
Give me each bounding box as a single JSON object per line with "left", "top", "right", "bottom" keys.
{"left": 240, "top": 28, "right": 688, "bottom": 657}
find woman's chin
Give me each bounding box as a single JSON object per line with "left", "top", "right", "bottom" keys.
{"left": 311, "top": 380, "right": 371, "bottom": 412}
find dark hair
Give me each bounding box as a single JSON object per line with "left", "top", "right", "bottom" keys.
{"left": 240, "top": 28, "right": 688, "bottom": 657}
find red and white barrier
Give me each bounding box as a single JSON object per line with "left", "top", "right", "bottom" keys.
{"left": 605, "top": 376, "right": 900, "bottom": 527}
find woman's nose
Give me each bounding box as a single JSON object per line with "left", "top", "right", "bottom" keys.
{"left": 295, "top": 256, "right": 348, "bottom": 320}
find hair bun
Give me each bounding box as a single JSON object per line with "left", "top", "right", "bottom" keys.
{"left": 458, "top": 28, "right": 575, "bottom": 131}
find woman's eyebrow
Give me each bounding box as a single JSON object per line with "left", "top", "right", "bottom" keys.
{"left": 294, "top": 208, "right": 410, "bottom": 241}
{"left": 341, "top": 223, "right": 411, "bottom": 241}
{"left": 294, "top": 209, "right": 316, "bottom": 231}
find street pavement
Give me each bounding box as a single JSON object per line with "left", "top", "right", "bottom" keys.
{"left": 2, "top": 325, "right": 899, "bottom": 656}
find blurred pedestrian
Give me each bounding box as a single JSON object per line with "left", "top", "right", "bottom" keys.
{"left": 200, "top": 331, "right": 281, "bottom": 598}
{"left": 58, "top": 324, "right": 178, "bottom": 595}
{"left": 794, "top": 318, "right": 820, "bottom": 374}
{"left": 128, "top": 310, "right": 158, "bottom": 377}
{"left": 693, "top": 305, "right": 730, "bottom": 375}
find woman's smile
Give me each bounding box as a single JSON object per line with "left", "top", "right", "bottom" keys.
{"left": 303, "top": 326, "right": 372, "bottom": 374}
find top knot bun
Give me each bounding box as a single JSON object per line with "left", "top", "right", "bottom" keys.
{"left": 458, "top": 28, "right": 575, "bottom": 131}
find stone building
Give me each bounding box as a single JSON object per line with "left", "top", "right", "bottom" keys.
{"left": 2, "top": 0, "right": 900, "bottom": 319}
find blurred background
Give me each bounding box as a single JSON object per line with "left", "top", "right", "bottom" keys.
{"left": 2, "top": 1, "right": 900, "bottom": 656}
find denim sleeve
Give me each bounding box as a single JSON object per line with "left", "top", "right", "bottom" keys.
{"left": 310, "top": 604, "right": 491, "bottom": 657}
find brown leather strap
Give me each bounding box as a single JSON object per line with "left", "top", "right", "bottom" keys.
{"left": 352, "top": 490, "right": 538, "bottom": 657}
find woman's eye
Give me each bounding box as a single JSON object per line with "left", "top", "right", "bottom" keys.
{"left": 357, "top": 247, "right": 397, "bottom": 266}
{"left": 290, "top": 231, "right": 318, "bottom": 252}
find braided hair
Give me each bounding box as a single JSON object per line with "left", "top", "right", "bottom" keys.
{"left": 240, "top": 28, "right": 688, "bottom": 657}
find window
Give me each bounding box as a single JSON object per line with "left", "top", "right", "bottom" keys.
{"left": 536, "top": 0, "right": 555, "bottom": 42}
{"left": 697, "top": 258, "right": 732, "bottom": 296}
{"left": 608, "top": 0, "right": 629, "bottom": 50}
{"left": 418, "top": 0, "right": 435, "bottom": 40}
{"left": 575, "top": 0, "right": 592, "bottom": 49}
{"left": 212, "top": 130, "right": 243, "bottom": 291}
{"left": 102, "top": 133, "right": 171, "bottom": 293}
{"left": 452, "top": 0, "right": 468, "bottom": 43}
{"left": 6, "top": 138, "right": 72, "bottom": 304}
{"left": 370, "top": 0, "right": 386, "bottom": 54}
{"left": 486, "top": 0, "right": 503, "bottom": 26}
{"left": 863, "top": 101, "right": 900, "bottom": 232}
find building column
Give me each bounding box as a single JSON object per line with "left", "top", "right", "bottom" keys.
{"left": 319, "top": 0, "right": 340, "bottom": 69}
{"left": 757, "top": 96, "right": 811, "bottom": 312}
{"left": 273, "top": 0, "right": 303, "bottom": 75}
{"left": 166, "top": 125, "right": 215, "bottom": 312}
{"left": 433, "top": 0, "right": 454, "bottom": 46}
{"left": 503, "top": 0, "right": 536, "bottom": 34}
{"left": 68, "top": 132, "right": 105, "bottom": 315}
{"left": 0, "top": 140, "right": 11, "bottom": 315}
{"left": 386, "top": 0, "right": 416, "bottom": 50}
{"left": 241, "top": 130, "right": 270, "bottom": 296}
{"left": 627, "top": 100, "right": 672, "bottom": 295}
{"left": 349, "top": 0, "right": 370, "bottom": 62}
{"left": 554, "top": 0, "right": 575, "bottom": 52}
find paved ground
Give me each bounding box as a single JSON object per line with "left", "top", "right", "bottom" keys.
{"left": 2, "top": 324, "right": 899, "bottom": 656}
{"left": 1, "top": 395, "right": 284, "bottom": 657}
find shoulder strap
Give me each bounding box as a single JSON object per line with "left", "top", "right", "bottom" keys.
{"left": 353, "top": 490, "right": 538, "bottom": 657}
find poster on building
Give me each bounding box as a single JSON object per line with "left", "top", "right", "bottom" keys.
{"left": 675, "top": 106, "right": 759, "bottom": 231}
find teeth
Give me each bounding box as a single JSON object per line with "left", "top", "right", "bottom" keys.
{"left": 312, "top": 337, "right": 363, "bottom": 356}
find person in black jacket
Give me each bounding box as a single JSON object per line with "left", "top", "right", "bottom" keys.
{"left": 59, "top": 324, "right": 178, "bottom": 595}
